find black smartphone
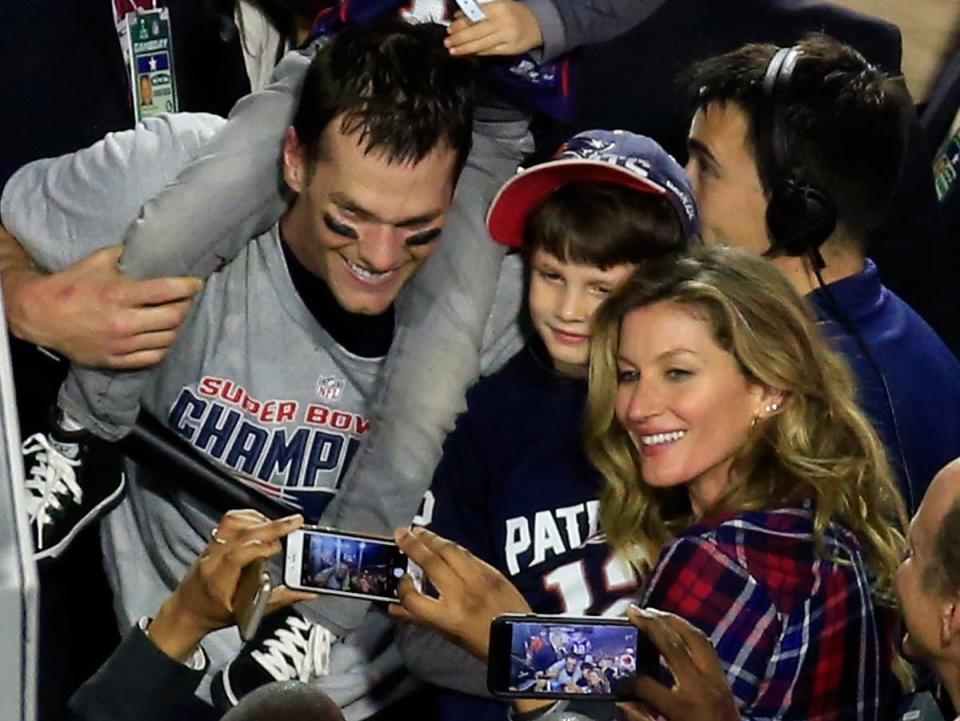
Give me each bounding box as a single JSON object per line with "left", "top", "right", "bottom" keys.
{"left": 283, "top": 526, "right": 412, "bottom": 603}
{"left": 487, "top": 613, "right": 659, "bottom": 700}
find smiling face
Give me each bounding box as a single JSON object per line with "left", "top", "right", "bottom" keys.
{"left": 896, "top": 510, "right": 945, "bottom": 662}
{"left": 613, "top": 300, "right": 772, "bottom": 512}
{"left": 528, "top": 248, "right": 637, "bottom": 378}
{"left": 894, "top": 464, "right": 960, "bottom": 666}
{"left": 280, "top": 121, "right": 458, "bottom": 316}
{"left": 685, "top": 103, "right": 770, "bottom": 254}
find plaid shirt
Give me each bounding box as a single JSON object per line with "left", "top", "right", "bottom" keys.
{"left": 642, "top": 504, "right": 898, "bottom": 721}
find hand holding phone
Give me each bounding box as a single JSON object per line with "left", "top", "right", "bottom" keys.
{"left": 284, "top": 526, "right": 411, "bottom": 604}
{"left": 390, "top": 527, "right": 532, "bottom": 661}
{"left": 615, "top": 607, "right": 740, "bottom": 721}
{"left": 487, "top": 613, "right": 660, "bottom": 701}
{"left": 149, "top": 511, "right": 310, "bottom": 662}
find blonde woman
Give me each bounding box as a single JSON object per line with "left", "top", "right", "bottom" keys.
{"left": 392, "top": 246, "right": 907, "bottom": 721}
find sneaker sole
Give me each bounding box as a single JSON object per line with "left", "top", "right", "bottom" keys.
{"left": 34, "top": 471, "right": 128, "bottom": 562}
{"left": 210, "top": 664, "right": 242, "bottom": 710}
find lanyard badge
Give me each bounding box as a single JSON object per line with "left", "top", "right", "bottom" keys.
{"left": 119, "top": 7, "right": 179, "bottom": 122}
{"left": 934, "top": 128, "right": 959, "bottom": 205}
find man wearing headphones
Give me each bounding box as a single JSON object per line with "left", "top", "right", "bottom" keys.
{"left": 683, "top": 33, "right": 960, "bottom": 510}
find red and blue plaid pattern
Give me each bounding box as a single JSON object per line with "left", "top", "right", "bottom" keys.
{"left": 643, "top": 504, "right": 898, "bottom": 720}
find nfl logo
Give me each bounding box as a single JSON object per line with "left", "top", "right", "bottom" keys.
{"left": 315, "top": 375, "right": 344, "bottom": 402}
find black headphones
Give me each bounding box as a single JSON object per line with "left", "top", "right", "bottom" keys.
{"left": 763, "top": 46, "right": 915, "bottom": 510}
{"left": 762, "top": 46, "right": 837, "bottom": 268}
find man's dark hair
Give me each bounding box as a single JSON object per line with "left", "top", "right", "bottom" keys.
{"left": 926, "top": 495, "right": 960, "bottom": 598}
{"left": 525, "top": 183, "right": 687, "bottom": 268}
{"left": 293, "top": 21, "right": 477, "bottom": 178}
{"left": 687, "top": 33, "right": 906, "bottom": 246}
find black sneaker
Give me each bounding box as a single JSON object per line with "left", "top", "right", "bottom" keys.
{"left": 21, "top": 423, "right": 126, "bottom": 561}
{"left": 211, "top": 609, "right": 333, "bottom": 710}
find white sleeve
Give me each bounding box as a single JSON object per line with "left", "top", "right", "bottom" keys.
{"left": 0, "top": 113, "right": 225, "bottom": 273}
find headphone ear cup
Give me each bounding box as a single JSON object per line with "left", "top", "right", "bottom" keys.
{"left": 765, "top": 178, "right": 838, "bottom": 256}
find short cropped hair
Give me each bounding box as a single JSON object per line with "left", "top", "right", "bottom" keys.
{"left": 687, "top": 34, "right": 905, "bottom": 245}
{"left": 927, "top": 495, "right": 960, "bottom": 598}
{"left": 293, "top": 21, "right": 477, "bottom": 178}
{"left": 525, "top": 183, "right": 687, "bottom": 268}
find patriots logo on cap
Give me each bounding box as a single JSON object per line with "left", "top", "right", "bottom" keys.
{"left": 559, "top": 136, "right": 655, "bottom": 180}
{"left": 558, "top": 136, "right": 617, "bottom": 161}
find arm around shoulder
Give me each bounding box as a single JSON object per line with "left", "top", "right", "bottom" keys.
{"left": 0, "top": 221, "right": 47, "bottom": 346}
{"left": 0, "top": 225, "right": 201, "bottom": 369}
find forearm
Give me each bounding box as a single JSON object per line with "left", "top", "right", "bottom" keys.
{"left": 148, "top": 596, "right": 209, "bottom": 664}
{"left": 396, "top": 623, "right": 490, "bottom": 695}
{"left": 0, "top": 116, "right": 222, "bottom": 277}
{"left": 543, "top": 0, "right": 666, "bottom": 54}
{"left": 68, "top": 622, "right": 207, "bottom": 721}
{"left": 522, "top": 0, "right": 566, "bottom": 61}
{"left": 0, "top": 222, "right": 51, "bottom": 347}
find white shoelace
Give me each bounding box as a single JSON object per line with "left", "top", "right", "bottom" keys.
{"left": 21, "top": 433, "right": 82, "bottom": 547}
{"left": 251, "top": 614, "right": 333, "bottom": 682}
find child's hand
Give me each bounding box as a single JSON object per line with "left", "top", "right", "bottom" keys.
{"left": 445, "top": 1, "right": 543, "bottom": 57}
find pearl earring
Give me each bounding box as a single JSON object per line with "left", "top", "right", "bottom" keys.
{"left": 764, "top": 402, "right": 781, "bottom": 414}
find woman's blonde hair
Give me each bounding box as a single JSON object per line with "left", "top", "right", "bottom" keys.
{"left": 585, "top": 245, "right": 906, "bottom": 605}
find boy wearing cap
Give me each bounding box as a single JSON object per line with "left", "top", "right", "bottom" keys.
{"left": 400, "top": 129, "right": 698, "bottom": 720}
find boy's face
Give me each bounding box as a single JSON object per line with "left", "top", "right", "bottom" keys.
{"left": 528, "top": 248, "right": 637, "bottom": 378}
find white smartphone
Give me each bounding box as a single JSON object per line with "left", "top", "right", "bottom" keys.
{"left": 284, "top": 526, "right": 410, "bottom": 603}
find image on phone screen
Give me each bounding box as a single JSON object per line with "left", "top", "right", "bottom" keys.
{"left": 488, "top": 616, "right": 657, "bottom": 700}
{"left": 284, "top": 527, "right": 408, "bottom": 603}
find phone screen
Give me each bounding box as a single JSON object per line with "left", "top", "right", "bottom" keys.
{"left": 285, "top": 528, "right": 408, "bottom": 603}
{"left": 488, "top": 616, "right": 658, "bottom": 700}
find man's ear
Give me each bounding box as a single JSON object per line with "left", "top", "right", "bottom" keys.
{"left": 942, "top": 595, "right": 960, "bottom": 648}
{"left": 282, "top": 127, "right": 308, "bottom": 194}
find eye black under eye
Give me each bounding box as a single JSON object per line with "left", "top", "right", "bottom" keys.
{"left": 406, "top": 228, "right": 442, "bottom": 247}
{"left": 323, "top": 213, "right": 358, "bottom": 239}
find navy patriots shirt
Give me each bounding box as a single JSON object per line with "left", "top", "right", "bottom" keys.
{"left": 416, "top": 339, "right": 639, "bottom": 720}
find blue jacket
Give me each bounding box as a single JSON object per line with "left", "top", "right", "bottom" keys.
{"left": 808, "top": 260, "right": 960, "bottom": 509}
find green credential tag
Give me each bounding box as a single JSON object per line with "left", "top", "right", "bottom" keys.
{"left": 128, "top": 8, "right": 178, "bottom": 121}
{"left": 934, "top": 122, "right": 960, "bottom": 205}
